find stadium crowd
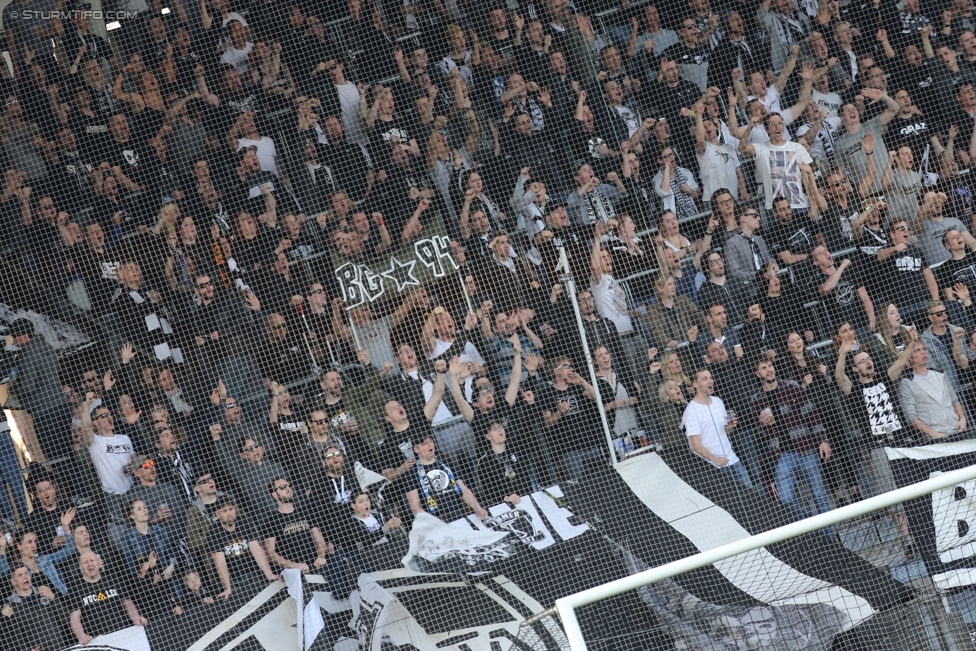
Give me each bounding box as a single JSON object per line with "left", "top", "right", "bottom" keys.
{"left": 4, "top": 0, "right": 976, "bottom": 646}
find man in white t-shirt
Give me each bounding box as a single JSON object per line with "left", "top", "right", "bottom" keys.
{"left": 811, "top": 73, "right": 842, "bottom": 118}
{"left": 219, "top": 20, "right": 253, "bottom": 75}
{"left": 681, "top": 368, "right": 753, "bottom": 487}
{"left": 740, "top": 49, "right": 801, "bottom": 114}
{"left": 590, "top": 221, "right": 651, "bottom": 387}
{"left": 228, "top": 112, "right": 279, "bottom": 176}
{"left": 80, "top": 392, "right": 135, "bottom": 550}
{"left": 692, "top": 95, "right": 749, "bottom": 202}
{"left": 739, "top": 112, "right": 814, "bottom": 210}
{"left": 737, "top": 60, "right": 820, "bottom": 146}
{"left": 80, "top": 394, "right": 134, "bottom": 497}
{"left": 323, "top": 60, "right": 369, "bottom": 148}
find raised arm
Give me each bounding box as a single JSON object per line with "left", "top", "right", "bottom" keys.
{"left": 921, "top": 25, "right": 935, "bottom": 59}
{"left": 504, "top": 344, "right": 524, "bottom": 407}
{"left": 447, "top": 356, "right": 475, "bottom": 422}
{"left": 693, "top": 99, "right": 707, "bottom": 155}
{"left": 859, "top": 133, "right": 878, "bottom": 198}
{"left": 739, "top": 115, "right": 760, "bottom": 156}
{"left": 420, "top": 307, "right": 442, "bottom": 357}
{"left": 80, "top": 392, "right": 97, "bottom": 447}
{"left": 785, "top": 62, "right": 816, "bottom": 122}
{"left": 425, "top": 359, "right": 450, "bottom": 421}
{"left": 834, "top": 340, "right": 854, "bottom": 394}
{"left": 774, "top": 45, "right": 800, "bottom": 94}
{"left": 887, "top": 328, "right": 918, "bottom": 381}
{"left": 860, "top": 88, "right": 900, "bottom": 125}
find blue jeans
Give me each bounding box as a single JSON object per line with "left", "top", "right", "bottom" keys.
{"left": 721, "top": 461, "right": 754, "bottom": 489}
{"left": 775, "top": 451, "right": 831, "bottom": 517}
{"left": 0, "top": 430, "right": 27, "bottom": 522}
{"left": 733, "top": 429, "right": 762, "bottom": 490}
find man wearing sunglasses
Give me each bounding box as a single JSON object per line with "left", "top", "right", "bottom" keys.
{"left": 186, "top": 471, "right": 233, "bottom": 573}
{"left": 921, "top": 300, "right": 975, "bottom": 391}
{"left": 232, "top": 437, "right": 291, "bottom": 515}
{"left": 189, "top": 273, "right": 261, "bottom": 365}
{"left": 263, "top": 477, "right": 352, "bottom": 599}
{"left": 307, "top": 446, "right": 366, "bottom": 537}
{"left": 80, "top": 392, "right": 135, "bottom": 498}
{"left": 209, "top": 392, "right": 277, "bottom": 476}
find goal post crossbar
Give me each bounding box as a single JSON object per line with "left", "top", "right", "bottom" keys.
{"left": 550, "top": 461, "right": 976, "bottom": 650}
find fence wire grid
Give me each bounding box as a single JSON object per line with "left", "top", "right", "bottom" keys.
{"left": 4, "top": 0, "right": 976, "bottom": 649}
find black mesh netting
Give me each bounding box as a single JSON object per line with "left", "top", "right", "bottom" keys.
{"left": 6, "top": 0, "right": 976, "bottom": 649}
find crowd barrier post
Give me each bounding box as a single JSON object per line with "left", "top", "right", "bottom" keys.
{"left": 558, "top": 247, "right": 617, "bottom": 465}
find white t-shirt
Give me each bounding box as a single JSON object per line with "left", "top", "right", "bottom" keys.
{"left": 591, "top": 274, "right": 633, "bottom": 334}
{"left": 237, "top": 136, "right": 278, "bottom": 176}
{"left": 336, "top": 82, "right": 367, "bottom": 146}
{"left": 749, "top": 85, "right": 782, "bottom": 113}
{"left": 812, "top": 89, "right": 843, "bottom": 118}
{"left": 614, "top": 105, "right": 640, "bottom": 138}
{"left": 681, "top": 397, "right": 740, "bottom": 467}
{"left": 697, "top": 141, "right": 741, "bottom": 202}
{"left": 87, "top": 433, "right": 134, "bottom": 495}
{"left": 220, "top": 42, "right": 253, "bottom": 76}
{"left": 752, "top": 140, "right": 813, "bottom": 209}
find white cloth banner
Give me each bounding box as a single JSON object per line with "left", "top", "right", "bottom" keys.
{"left": 72, "top": 625, "right": 152, "bottom": 651}
{"left": 403, "top": 511, "right": 517, "bottom": 570}
{"left": 283, "top": 568, "right": 325, "bottom": 651}
{"left": 351, "top": 574, "right": 436, "bottom": 651}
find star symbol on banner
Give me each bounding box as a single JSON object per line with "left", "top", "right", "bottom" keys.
{"left": 381, "top": 257, "right": 421, "bottom": 291}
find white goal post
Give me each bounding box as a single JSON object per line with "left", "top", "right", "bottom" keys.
{"left": 551, "top": 462, "right": 976, "bottom": 650}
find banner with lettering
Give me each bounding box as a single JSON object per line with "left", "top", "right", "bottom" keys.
{"left": 331, "top": 212, "right": 459, "bottom": 308}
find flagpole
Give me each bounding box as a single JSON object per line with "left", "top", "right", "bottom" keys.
{"left": 347, "top": 308, "right": 363, "bottom": 351}
{"left": 458, "top": 268, "right": 475, "bottom": 314}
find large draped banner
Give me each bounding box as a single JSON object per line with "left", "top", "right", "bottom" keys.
{"left": 64, "top": 457, "right": 917, "bottom": 651}
{"left": 887, "top": 438, "right": 976, "bottom": 590}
